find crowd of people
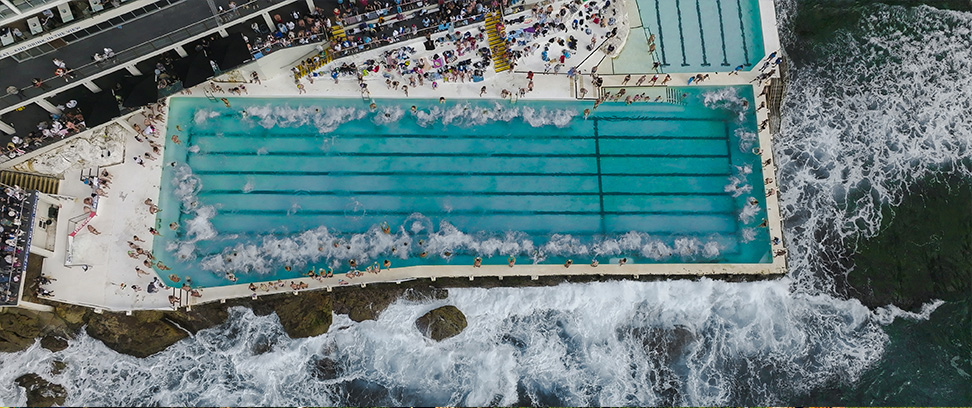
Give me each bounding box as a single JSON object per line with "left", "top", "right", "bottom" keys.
{"left": 0, "top": 184, "right": 34, "bottom": 306}
{"left": 2, "top": 101, "right": 87, "bottom": 163}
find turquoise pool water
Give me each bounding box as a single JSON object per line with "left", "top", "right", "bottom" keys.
{"left": 631, "top": 0, "right": 765, "bottom": 73}
{"left": 156, "top": 88, "right": 770, "bottom": 287}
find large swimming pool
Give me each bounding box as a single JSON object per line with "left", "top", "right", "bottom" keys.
{"left": 156, "top": 88, "right": 770, "bottom": 287}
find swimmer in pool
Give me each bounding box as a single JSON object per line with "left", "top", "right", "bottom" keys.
{"left": 171, "top": 134, "right": 181, "bottom": 144}
{"left": 410, "top": 105, "right": 417, "bottom": 114}
{"left": 380, "top": 221, "right": 390, "bottom": 234}
{"left": 176, "top": 125, "right": 183, "bottom": 131}
{"left": 508, "top": 255, "right": 516, "bottom": 267}
{"left": 583, "top": 108, "right": 590, "bottom": 119}
{"left": 221, "top": 98, "right": 231, "bottom": 108}
{"left": 369, "top": 102, "right": 377, "bottom": 111}
{"left": 474, "top": 257, "right": 482, "bottom": 267}
{"left": 439, "top": 97, "right": 445, "bottom": 103}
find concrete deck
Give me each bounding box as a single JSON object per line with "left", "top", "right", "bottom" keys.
{"left": 12, "top": 0, "right": 786, "bottom": 312}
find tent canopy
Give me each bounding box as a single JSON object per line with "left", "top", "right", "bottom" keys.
{"left": 173, "top": 51, "right": 214, "bottom": 88}
{"left": 76, "top": 90, "right": 120, "bottom": 128}
{"left": 118, "top": 75, "right": 159, "bottom": 108}
{"left": 209, "top": 32, "right": 252, "bottom": 69}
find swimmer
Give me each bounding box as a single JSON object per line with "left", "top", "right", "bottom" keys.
{"left": 349, "top": 259, "right": 357, "bottom": 268}
{"left": 168, "top": 274, "right": 180, "bottom": 282}
{"left": 284, "top": 265, "right": 292, "bottom": 271}
{"left": 171, "top": 134, "right": 181, "bottom": 144}
{"left": 369, "top": 102, "right": 377, "bottom": 111}
{"left": 410, "top": 105, "right": 417, "bottom": 114}
{"left": 221, "top": 98, "right": 231, "bottom": 108}
{"left": 619, "top": 257, "right": 627, "bottom": 266}
{"left": 591, "top": 259, "right": 599, "bottom": 267}
{"left": 583, "top": 108, "right": 590, "bottom": 119}
{"left": 176, "top": 125, "right": 183, "bottom": 131}
{"left": 564, "top": 259, "right": 573, "bottom": 268}
{"left": 169, "top": 222, "right": 179, "bottom": 230}
{"left": 439, "top": 96, "right": 445, "bottom": 103}
{"left": 473, "top": 257, "right": 482, "bottom": 267}
{"left": 241, "top": 110, "right": 248, "bottom": 118}
{"left": 383, "top": 259, "right": 391, "bottom": 269}
{"left": 508, "top": 255, "right": 516, "bottom": 267}
{"left": 380, "top": 221, "right": 391, "bottom": 234}
{"left": 419, "top": 251, "right": 428, "bottom": 258}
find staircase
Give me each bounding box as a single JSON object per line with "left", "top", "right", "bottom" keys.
{"left": 666, "top": 87, "right": 685, "bottom": 105}
{"left": 331, "top": 25, "right": 346, "bottom": 41}
{"left": 0, "top": 170, "right": 60, "bottom": 194}
{"left": 485, "top": 11, "right": 511, "bottom": 73}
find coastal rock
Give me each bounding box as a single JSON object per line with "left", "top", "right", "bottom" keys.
{"left": 271, "top": 290, "right": 333, "bottom": 338}
{"left": 332, "top": 287, "right": 405, "bottom": 322}
{"left": 415, "top": 305, "right": 468, "bottom": 341}
{"left": 40, "top": 335, "right": 69, "bottom": 352}
{"left": 402, "top": 286, "right": 449, "bottom": 302}
{"left": 52, "top": 304, "right": 89, "bottom": 329}
{"left": 15, "top": 373, "right": 66, "bottom": 407}
{"left": 310, "top": 356, "right": 342, "bottom": 380}
{"left": 50, "top": 360, "right": 67, "bottom": 375}
{"left": 166, "top": 303, "right": 230, "bottom": 334}
{"left": 84, "top": 311, "right": 188, "bottom": 358}
{"left": 849, "top": 179, "right": 972, "bottom": 310}
{"left": 0, "top": 312, "right": 42, "bottom": 353}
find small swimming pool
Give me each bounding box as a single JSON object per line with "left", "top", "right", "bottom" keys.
{"left": 156, "top": 88, "right": 770, "bottom": 287}
{"left": 621, "top": 0, "right": 765, "bottom": 73}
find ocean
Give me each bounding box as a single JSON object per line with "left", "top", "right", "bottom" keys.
{"left": 1, "top": 0, "right": 970, "bottom": 405}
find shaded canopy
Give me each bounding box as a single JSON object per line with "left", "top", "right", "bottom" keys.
{"left": 173, "top": 51, "right": 214, "bottom": 88}
{"left": 76, "top": 90, "right": 120, "bottom": 128}
{"left": 209, "top": 32, "right": 252, "bottom": 69}
{"left": 118, "top": 75, "right": 159, "bottom": 108}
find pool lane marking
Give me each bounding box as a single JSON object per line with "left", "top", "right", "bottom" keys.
{"left": 695, "top": 0, "right": 710, "bottom": 66}
{"left": 675, "top": 0, "right": 689, "bottom": 66}
{"left": 197, "top": 190, "right": 736, "bottom": 197}
{"left": 189, "top": 151, "right": 732, "bottom": 158}
{"left": 716, "top": 0, "right": 730, "bottom": 66}
{"left": 187, "top": 133, "right": 731, "bottom": 140}
{"left": 219, "top": 209, "right": 738, "bottom": 216}
{"left": 653, "top": 0, "right": 669, "bottom": 65}
{"left": 736, "top": 0, "right": 750, "bottom": 64}
{"left": 191, "top": 170, "right": 733, "bottom": 177}
{"left": 593, "top": 119, "right": 606, "bottom": 234}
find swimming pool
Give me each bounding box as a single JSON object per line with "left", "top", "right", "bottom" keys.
{"left": 621, "top": 0, "right": 765, "bottom": 73}
{"left": 156, "top": 88, "right": 770, "bottom": 287}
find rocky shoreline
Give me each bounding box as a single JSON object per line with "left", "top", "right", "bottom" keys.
{"left": 847, "top": 177, "right": 971, "bottom": 311}
{"left": 2, "top": 273, "right": 783, "bottom": 358}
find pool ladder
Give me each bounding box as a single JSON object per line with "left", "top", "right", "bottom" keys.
{"left": 666, "top": 87, "right": 685, "bottom": 105}
{"left": 204, "top": 90, "right": 218, "bottom": 102}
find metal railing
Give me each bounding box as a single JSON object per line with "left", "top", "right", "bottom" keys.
{"left": 0, "top": 0, "right": 290, "bottom": 112}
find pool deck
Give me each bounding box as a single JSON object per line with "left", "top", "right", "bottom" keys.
{"left": 5, "top": 0, "right": 787, "bottom": 312}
